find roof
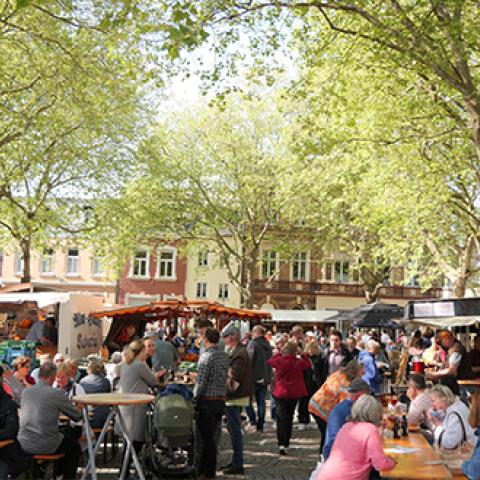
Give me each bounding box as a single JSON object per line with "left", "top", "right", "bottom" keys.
{"left": 0, "top": 292, "right": 72, "bottom": 309}
{"left": 407, "top": 315, "right": 480, "bottom": 328}
{"left": 268, "top": 309, "right": 338, "bottom": 323}
{"left": 91, "top": 300, "right": 272, "bottom": 320}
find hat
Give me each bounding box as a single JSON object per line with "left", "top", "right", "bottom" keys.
{"left": 306, "top": 331, "right": 315, "bottom": 337}
{"left": 144, "top": 331, "right": 158, "bottom": 339}
{"left": 221, "top": 324, "right": 240, "bottom": 338}
{"left": 348, "top": 378, "right": 371, "bottom": 393}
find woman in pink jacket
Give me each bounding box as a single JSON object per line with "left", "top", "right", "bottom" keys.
{"left": 268, "top": 341, "right": 311, "bottom": 455}
{"left": 317, "top": 394, "right": 396, "bottom": 480}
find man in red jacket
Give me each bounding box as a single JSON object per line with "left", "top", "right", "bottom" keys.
{"left": 268, "top": 341, "right": 311, "bottom": 455}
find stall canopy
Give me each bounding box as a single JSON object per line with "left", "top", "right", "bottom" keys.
{"left": 0, "top": 292, "right": 71, "bottom": 309}
{"left": 404, "top": 297, "right": 480, "bottom": 328}
{"left": 268, "top": 310, "right": 338, "bottom": 324}
{"left": 326, "top": 302, "right": 404, "bottom": 329}
{"left": 93, "top": 300, "right": 272, "bottom": 345}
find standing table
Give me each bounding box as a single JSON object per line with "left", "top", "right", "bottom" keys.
{"left": 73, "top": 393, "right": 154, "bottom": 480}
{"left": 458, "top": 378, "right": 480, "bottom": 388}
{"left": 380, "top": 432, "right": 452, "bottom": 479}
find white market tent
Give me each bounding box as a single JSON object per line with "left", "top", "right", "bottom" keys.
{"left": 407, "top": 315, "right": 480, "bottom": 328}
{"left": 269, "top": 309, "right": 339, "bottom": 323}
{"left": 0, "top": 292, "right": 71, "bottom": 309}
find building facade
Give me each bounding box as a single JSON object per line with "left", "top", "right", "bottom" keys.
{"left": 185, "top": 247, "right": 241, "bottom": 308}
{"left": 118, "top": 244, "right": 187, "bottom": 305}
{"left": 252, "top": 247, "right": 443, "bottom": 310}
{"left": 0, "top": 245, "right": 116, "bottom": 303}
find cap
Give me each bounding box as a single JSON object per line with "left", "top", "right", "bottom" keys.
{"left": 348, "top": 378, "right": 371, "bottom": 393}
{"left": 305, "top": 331, "right": 315, "bottom": 337}
{"left": 143, "top": 331, "right": 159, "bottom": 339}
{"left": 221, "top": 324, "right": 240, "bottom": 338}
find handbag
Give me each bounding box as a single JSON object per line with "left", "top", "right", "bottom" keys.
{"left": 435, "top": 411, "right": 473, "bottom": 474}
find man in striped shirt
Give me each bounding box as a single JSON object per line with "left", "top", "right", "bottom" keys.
{"left": 193, "top": 328, "right": 229, "bottom": 479}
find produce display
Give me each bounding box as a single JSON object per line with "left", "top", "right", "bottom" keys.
{"left": 178, "top": 361, "right": 197, "bottom": 372}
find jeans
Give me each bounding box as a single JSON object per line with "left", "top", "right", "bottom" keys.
{"left": 246, "top": 384, "right": 267, "bottom": 431}
{"left": 297, "top": 394, "right": 311, "bottom": 424}
{"left": 275, "top": 398, "right": 297, "bottom": 447}
{"left": 225, "top": 405, "right": 244, "bottom": 468}
{"left": 196, "top": 399, "right": 224, "bottom": 477}
{"left": 0, "top": 462, "right": 8, "bottom": 480}
{"left": 313, "top": 414, "right": 327, "bottom": 454}
{"left": 121, "top": 439, "right": 143, "bottom": 477}
{"left": 270, "top": 391, "right": 276, "bottom": 420}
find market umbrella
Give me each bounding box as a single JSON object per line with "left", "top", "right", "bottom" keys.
{"left": 327, "top": 302, "right": 404, "bottom": 329}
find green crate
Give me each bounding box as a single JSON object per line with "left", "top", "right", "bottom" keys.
{"left": 0, "top": 340, "right": 36, "bottom": 349}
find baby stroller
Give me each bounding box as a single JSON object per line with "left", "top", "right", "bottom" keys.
{"left": 142, "top": 386, "right": 196, "bottom": 478}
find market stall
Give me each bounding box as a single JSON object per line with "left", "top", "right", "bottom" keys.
{"left": 0, "top": 292, "right": 105, "bottom": 360}
{"left": 95, "top": 300, "right": 272, "bottom": 353}
{"left": 261, "top": 309, "right": 339, "bottom": 332}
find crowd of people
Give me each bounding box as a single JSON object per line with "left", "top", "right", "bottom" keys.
{"left": 193, "top": 322, "right": 480, "bottom": 480}
{"left": 0, "top": 321, "right": 479, "bottom": 480}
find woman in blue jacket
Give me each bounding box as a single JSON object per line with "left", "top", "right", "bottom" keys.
{"left": 463, "top": 390, "right": 480, "bottom": 480}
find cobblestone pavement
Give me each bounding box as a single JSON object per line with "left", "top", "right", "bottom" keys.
{"left": 91, "top": 418, "right": 320, "bottom": 480}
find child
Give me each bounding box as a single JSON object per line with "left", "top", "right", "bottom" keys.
{"left": 462, "top": 389, "right": 480, "bottom": 480}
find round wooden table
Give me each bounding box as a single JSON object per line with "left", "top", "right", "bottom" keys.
{"left": 73, "top": 393, "right": 154, "bottom": 480}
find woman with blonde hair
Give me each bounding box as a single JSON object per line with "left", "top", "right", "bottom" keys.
{"left": 429, "top": 384, "right": 476, "bottom": 449}
{"left": 118, "top": 339, "right": 163, "bottom": 476}
{"left": 54, "top": 362, "right": 86, "bottom": 442}
{"left": 317, "top": 395, "right": 396, "bottom": 479}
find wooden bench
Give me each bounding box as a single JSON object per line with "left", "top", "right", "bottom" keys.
{"left": 29, "top": 453, "right": 65, "bottom": 479}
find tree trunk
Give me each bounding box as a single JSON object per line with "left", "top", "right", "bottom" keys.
{"left": 463, "top": 94, "right": 480, "bottom": 165}
{"left": 20, "top": 237, "right": 31, "bottom": 284}
{"left": 241, "top": 246, "right": 259, "bottom": 309}
{"left": 363, "top": 283, "right": 382, "bottom": 304}
{"left": 452, "top": 275, "right": 468, "bottom": 298}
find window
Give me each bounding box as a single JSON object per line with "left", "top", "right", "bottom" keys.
{"left": 92, "top": 255, "right": 104, "bottom": 276}
{"left": 334, "top": 260, "right": 350, "bottom": 283}
{"left": 41, "top": 248, "right": 54, "bottom": 274}
{"left": 196, "top": 282, "right": 207, "bottom": 299}
{"left": 408, "top": 274, "right": 420, "bottom": 287}
{"left": 157, "top": 248, "right": 176, "bottom": 279}
{"left": 14, "top": 252, "right": 23, "bottom": 275}
{"left": 262, "top": 250, "right": 278, "bottom": 279}
{"left": 198, "top": 251, "right": 209, "bottom": 267}
{"left": 67, "top": 248, "right": 79, "bottom": 274}
{"left": 323, "top": 261, "right": 334, "bottom": 281}
{"left": 406, "top": 261, "right": 420, "bottom": 287}
{"left": 131, "top": 250, "right": 149, "bottom": 277}
{"left": 218, "top": 283, "right": 229, "bottom": 300}
{"left": 292, "top": 252, "right": 308, "bottom": 281}
{"left": 269, "top": 212, "right": 280, "bottom": 226}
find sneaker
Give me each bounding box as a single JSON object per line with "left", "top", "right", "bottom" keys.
{"left": 279, "top": 445, "right": 288, "bottom": 456}
{"left": 245, "top": 424, "right": 256, "bottom": 434}
{"left": 222, "top": 465, "right": 245, "bottom": 475}
{"left": 298, "top": 423, "right": 307, "bottom": 431}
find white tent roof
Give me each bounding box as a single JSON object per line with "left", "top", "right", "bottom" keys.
{"left": 269, "top": 309, "right": 338, "bottom": 323}
{"left": 0, "top": 292, "right": 71, "bottom": 309}
{"left": 408, "top": 315, "right": 480, "bottom": 328}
